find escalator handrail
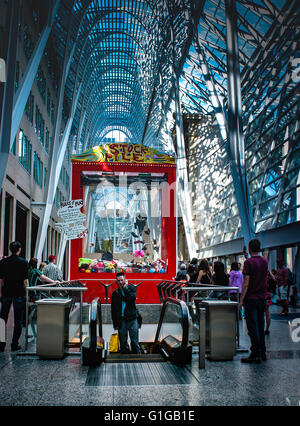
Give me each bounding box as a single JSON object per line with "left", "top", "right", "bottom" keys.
{"left": 89, "top": 297, "right": 103, "bottom": 351}
{"left": 154, "top": 297, "right": 190, "bottom": 352}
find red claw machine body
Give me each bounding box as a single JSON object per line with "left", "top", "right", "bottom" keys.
{"left": 70, "top": 143, "right": 177, "bottom": 304}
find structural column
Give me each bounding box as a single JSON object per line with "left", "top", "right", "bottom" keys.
{"left": 34, "top": 11, "right": 76, "bottom": 261}
{"left": 225, "top": 0, "right": 255, "bottom": 247}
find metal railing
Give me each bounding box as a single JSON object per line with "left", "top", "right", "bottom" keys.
{"left": 157, "top": 281, "right": 242, "bottom": 352}
{"left": 176, "top": 285, "right": 241, "bottom": 350}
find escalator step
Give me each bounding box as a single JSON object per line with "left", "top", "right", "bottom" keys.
{"left": 106, "top": 353, "right": 164, "bottom": 363}
{"left": 86, "top": 362, "right": 200, "bottom": 386}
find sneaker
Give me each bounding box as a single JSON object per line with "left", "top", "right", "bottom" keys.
{"left": 261, "top": 353, "right": 267, "bottom": 361}
{"left": 0, "top": 343, "right": 5, "bottom": 352}
{"left": 144, "top": 229, "right": 150, "bottom": 235}
{"left": 264, "top": 330, "right": 270, "bottom": 335}
{"left": 241, "top": 355, "right": 261, "bottom": 364}
{"left": 131, "top": 232, "right": 139, "bottom": 238}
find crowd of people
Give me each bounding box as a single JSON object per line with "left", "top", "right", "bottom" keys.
{"left": 175, "top": 239, "right": 299, "bottom": 363}
{"left": 175, "top": 247, "right": 298, "bottom": 330}
{"left": 0, "top": 241, "right": 63, "bottom": 352}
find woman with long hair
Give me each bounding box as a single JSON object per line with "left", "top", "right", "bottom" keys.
{"left": 212, "top": 261, "right": 229, "bottom": 299}
{"left": 196, "top": 259, "right": 212, "bottom": 284}
{"left": 187, "top": 258, "right": 198, "bottom": 283}
{"left": 212, "top": 261, "right": 229, "bottom": 286}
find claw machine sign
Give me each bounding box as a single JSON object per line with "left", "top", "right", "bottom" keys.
{"left": 57, "top": 199, "right": 88, "bottom": 240}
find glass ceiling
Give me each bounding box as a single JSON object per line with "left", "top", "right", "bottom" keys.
{"left": 50, "top": 0, "right": 299, "bottom": 156}
{"left": 51, "top": 0, "right": 199, "bottom": 153}
{"left": 47, "top": 0, "right": 299, "bottom": 249}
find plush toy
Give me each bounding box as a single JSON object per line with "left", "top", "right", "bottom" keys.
{"left": 79, "top": 263, "right": 90, "bottom": 270}
{"left": 134, "top": 250, "right": 145, "bottom": 257}
{"left": 79, "top": 258, "right": 93, "bottom": 266}
{"left": 89, "top": 260, "right": 98, "bottom": 270}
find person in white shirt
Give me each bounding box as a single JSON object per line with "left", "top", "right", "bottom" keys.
{"left": 42, "top": 255, "right": 63, "bottom": 282}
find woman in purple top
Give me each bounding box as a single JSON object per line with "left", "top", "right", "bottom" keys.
{"left": 229, "top": 262, "right": 244, "bottom": 317}
{"left": 229, "top": 262, "right": 243, "bottom": 294}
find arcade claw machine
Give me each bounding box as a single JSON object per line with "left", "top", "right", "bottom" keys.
{"left": 70, "top": 143, "right": 177, "bottom": 304}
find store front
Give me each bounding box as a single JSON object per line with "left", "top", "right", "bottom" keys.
{"left": 70, "top": 143, "right": 177, "bottom": 303}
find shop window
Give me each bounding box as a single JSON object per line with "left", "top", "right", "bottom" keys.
{"left": 33, "top": 152, "right": 43, "bottom": 188}
{"left": 18, "top": 130, "right": 32, "bottom": 174}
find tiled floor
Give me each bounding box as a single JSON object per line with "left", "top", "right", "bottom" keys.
{"left": 0, "top": 304, "right": 299, "bottom": 406}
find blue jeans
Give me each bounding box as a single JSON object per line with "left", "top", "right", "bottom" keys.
{"left": 0, "top": 296, "right": 25, "bottom": 347}
{"left": 118, "top": 318, "right": 141, "bottom": 354}
{"left": 244, "top": 299, "right": 266, "bottom": 358}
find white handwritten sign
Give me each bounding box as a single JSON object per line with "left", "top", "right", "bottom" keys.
{"left": 57, "top": 199, "right": 88, "bottom": 240}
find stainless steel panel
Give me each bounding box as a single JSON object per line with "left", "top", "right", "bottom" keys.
{"left": 36, "top": 299, "right": 71, "bottom": 359}
{"left": 202, "top": 301, "right": 237, "bottom": 361}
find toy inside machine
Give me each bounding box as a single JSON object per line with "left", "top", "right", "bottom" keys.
{"left": 70, "top": 143, "right": 177, "bottom": 303}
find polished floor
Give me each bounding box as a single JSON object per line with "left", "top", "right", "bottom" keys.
{"left": 0, "top": 304, "right": 299, "bottom": 407}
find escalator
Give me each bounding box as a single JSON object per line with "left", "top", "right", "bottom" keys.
{"left": 82, "top": 297, "right": 192, "bottom": 366}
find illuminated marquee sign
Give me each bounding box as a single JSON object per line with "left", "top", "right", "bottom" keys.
{"left": 72, "top": 143, "right": 175, "bottom": 165}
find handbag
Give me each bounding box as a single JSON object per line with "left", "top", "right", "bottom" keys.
{"left": 109, "top": 333, "right": 120, "bottom": 353}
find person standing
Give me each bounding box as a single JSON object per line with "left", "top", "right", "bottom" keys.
{"left": 276, "top": 259, "right": 289, "bottom": 316}
{"left": 187, "top": 258, "right": 198, "bottom": 283}
{"left": 28, "top": 258, "right": 60, "bottom": 288}
{"left": 42, "top": 255, "right": 63, "bottom": 282}
{"left": 229, "top": 261, "right": 243, "bottom": 296}
{"left": 0, "top": 241, "right": 29, "bottom": 351}
{"left": 196, "top": 259, "right": 212, "bottom": 284}
{"left": 229, "top": 262, "right": 244, "bottom": 317}
{"left": 264, "top": 271, "right": 273, "bottom": 335}
{"left": 39, "top": 262, "right": 47, "bottom": 272}
{"left": 175, "top": 263, "right": 190, "bottom": 283}
{"left": 239, "top": 238, "right": 268, "bottom": 363}
{"left": 210, "top": 261, "right": 229, "bottom": 299}
{"left": 111, "top": 272, "right": 141, "bottom": 354}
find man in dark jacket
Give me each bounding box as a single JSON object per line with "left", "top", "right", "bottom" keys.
{"left": 0, "top": 241, "right": 29, "bottom": 351}
{"left": 111, "top": 272, "right": 141, "bottom": 354}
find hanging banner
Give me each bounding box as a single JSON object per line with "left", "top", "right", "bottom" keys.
{"left": 71, "top": 143, "right": 175, "bottom": 164}
{"left": 57, "top": 199, "right": 88, "bottom": 240}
